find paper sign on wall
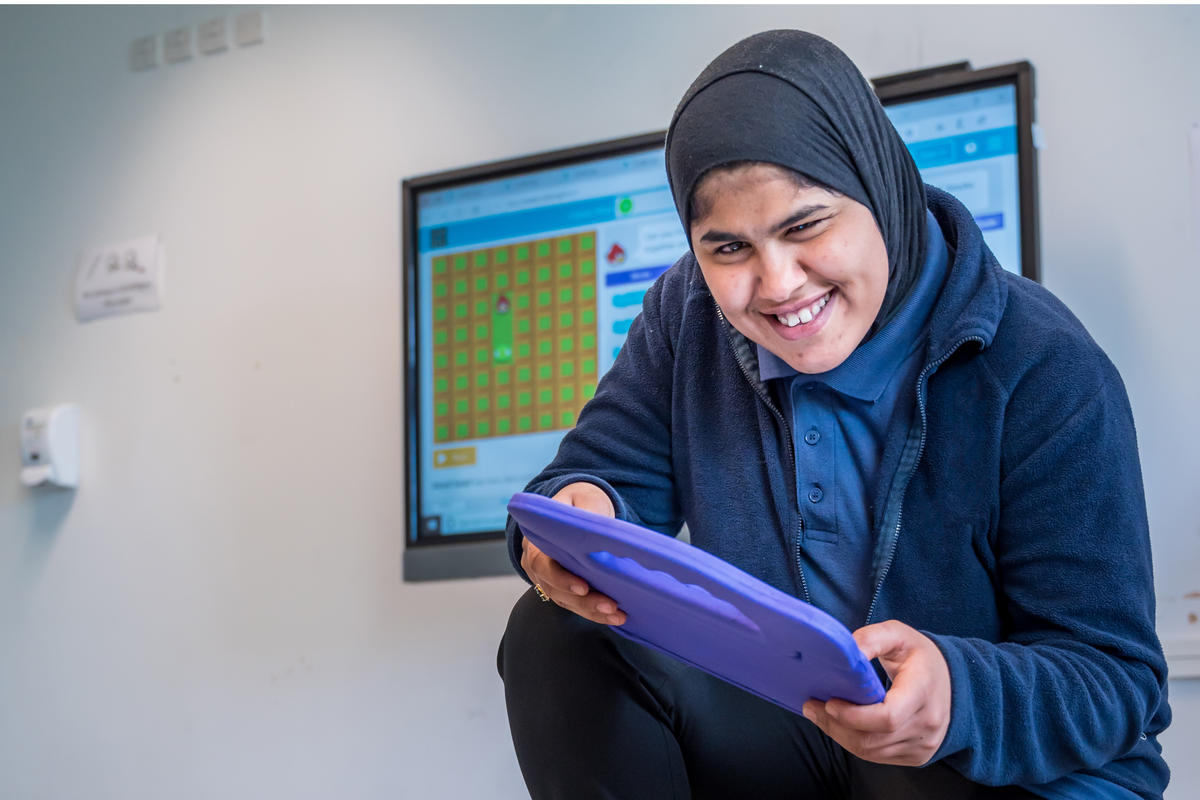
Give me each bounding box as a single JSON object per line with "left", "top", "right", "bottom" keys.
{"left": 74, "top": 235, "right": 165, "bottom": 322}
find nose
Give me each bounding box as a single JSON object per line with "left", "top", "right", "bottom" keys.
{"left": 757, "top": 245, "right": 807, "bottom": 303}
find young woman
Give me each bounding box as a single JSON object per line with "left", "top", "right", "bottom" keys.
{"left": 498, "top": 29, "right": 1170, "bottom": 800}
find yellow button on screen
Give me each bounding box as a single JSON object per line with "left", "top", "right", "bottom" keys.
{"left": 433, "top": 446, "right": 477, "bottom": 468}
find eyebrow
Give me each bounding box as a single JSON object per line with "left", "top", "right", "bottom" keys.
{"left": 697, "top": 204, "right": 831, "bottom": 244}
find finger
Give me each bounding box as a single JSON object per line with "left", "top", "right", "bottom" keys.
{"left": 850, "top": 737, "right": 933, "bottom": 768}
{"left": 823, "top": 663, "right": 924, "bottom": 733}
{"left": 823, "top": 692, "right": 923, "bottom": 735}
{"left": 535, "top": 552, "right": 591, "bottom": 598}
{"left": 805, "top": 701, "right": 925, "bottom": 765}
{"left": 817, "top": 681, "right": 945, "bottom": 767}
{"left": 837, "top": 624, "right": 944, "bottom": 732}
{"left": 531, "top": 571, "right": 616, "bottom": 617}
{"left": 802, "top": 700, "right": 830, "bottom": 731}
{"left": 871, "top": 730, "right": 943, "bottom": 764}
{"left": 521, "top": 545, "right": 626, "bottom": 625}
{"left": 521, "top": 539, "right": 589, "bottom": 597}
{"left": 548, "top": 588, "right": 628, "bottom": 627}
{"left": 585, "top": 595, "right": 628, "bottom": 626}
{"left": 524, "top": 568, "right": 626, "bottom": 626}
{"left": 853, "top": 620, "right": 915, "bottom": 668}
{"left": 828, "top": 622, "right": 923, "bottom": 730}
{"left": 551, "top": 482, "right": 616, "bottom": 517}
{"left": 802, "top": 701, "right": 883, "bottom": 760}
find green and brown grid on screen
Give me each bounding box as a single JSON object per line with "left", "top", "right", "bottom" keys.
{"left": 429, "top": 231, "right": 599, "bottom": 443}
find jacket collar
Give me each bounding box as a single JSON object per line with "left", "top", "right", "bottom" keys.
{"left": 922, "top": 186, "right": 1007, "bottom": 359}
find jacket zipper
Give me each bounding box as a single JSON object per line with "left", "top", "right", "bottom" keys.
{"left": 716, "top": 305, "right": 812, "bottom": 605}
{"left": 864, "top": 335, "right": 984, "bottom": 626}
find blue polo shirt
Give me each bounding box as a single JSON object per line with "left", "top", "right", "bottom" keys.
{"left": 757, "top": 210, "right": 949, "bottom": 630}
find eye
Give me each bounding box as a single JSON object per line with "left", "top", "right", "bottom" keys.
{"left": 786, "top": 217, "right": 829, "bottom": 236}
{"left": 714, "top": 241, "right": 747, "bottom": 256}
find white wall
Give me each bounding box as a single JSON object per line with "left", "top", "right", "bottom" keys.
{"left": 1, "top": 5, "right": 1196, "bottom": 798}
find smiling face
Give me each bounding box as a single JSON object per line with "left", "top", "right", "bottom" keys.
{"left": 689, "top": 163, "right": 890, "bottom": 374}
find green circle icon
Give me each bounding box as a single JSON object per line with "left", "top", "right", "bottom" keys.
{"left": 618, "top": 196, "right": 633, "bottom": 214}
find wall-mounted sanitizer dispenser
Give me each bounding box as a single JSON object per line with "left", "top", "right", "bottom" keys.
{"left": 20, "top": 404, "right": 80, "bottom": 489}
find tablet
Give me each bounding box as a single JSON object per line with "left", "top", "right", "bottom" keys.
{"left": 507, "top": 492, "right": 886, "bottom": 714}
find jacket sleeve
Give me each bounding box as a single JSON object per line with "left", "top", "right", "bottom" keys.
{"left": 504, "top": 263, "right": 688, "bottom": 581}
{"left": 926, "top": 347, "right": 1168, "bottom": 787}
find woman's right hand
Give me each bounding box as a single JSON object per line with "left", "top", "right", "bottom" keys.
{"left": 519, "top": 482, "right": 627, "bottom": 626}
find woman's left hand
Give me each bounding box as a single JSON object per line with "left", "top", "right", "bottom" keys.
{"left": 801, "top": 620, "right": 951, "bottom": 767}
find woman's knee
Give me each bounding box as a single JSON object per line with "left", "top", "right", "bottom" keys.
{"left": 499, "top": 588, "right": 601, "bottom": 678}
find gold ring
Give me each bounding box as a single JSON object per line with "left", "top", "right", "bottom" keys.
{"left": 534, "top": 584, "right": 551, "bottom": 603}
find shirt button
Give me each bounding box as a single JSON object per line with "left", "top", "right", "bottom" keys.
{"left": 803, "top": 429, "right": 820, "bottom": 445}
{"left": 808, "top": 486, "right": 824, "bottom": 503}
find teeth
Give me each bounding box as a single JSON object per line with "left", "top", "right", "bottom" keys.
{"left": 774, "top": 292, "right": 830, "bottom": 328}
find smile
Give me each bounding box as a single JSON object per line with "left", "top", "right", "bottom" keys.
{"left": 773, "top": 291, "right": 831, "bottom": 328}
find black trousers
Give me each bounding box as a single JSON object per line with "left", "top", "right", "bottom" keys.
{"left": 498, "top": 588, "right": 1039, "bottom": 800}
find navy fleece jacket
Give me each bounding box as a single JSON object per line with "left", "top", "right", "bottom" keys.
{"left": 505, "top": 187, "right": 1171, "bottom": 797}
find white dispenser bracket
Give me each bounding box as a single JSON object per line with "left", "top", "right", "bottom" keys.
{"left": 20, "top": 404, "right": 80, "bottom": 489}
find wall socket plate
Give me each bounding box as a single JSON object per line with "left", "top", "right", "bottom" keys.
{"left": 235, "top": 11, "right": 265, "bottom": 47}
{"left": 197, "top": 18, "right": 228, "bottom": 55}
{"left": 129, "top": 35, "right": 157, "bottom": 71}
{"left": 163, "top": 26, "right": 193, "bottom": 63}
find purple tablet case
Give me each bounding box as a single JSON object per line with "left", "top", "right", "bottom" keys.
{"left": 508, "top": 492, "right": 885, "bottom": 714}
